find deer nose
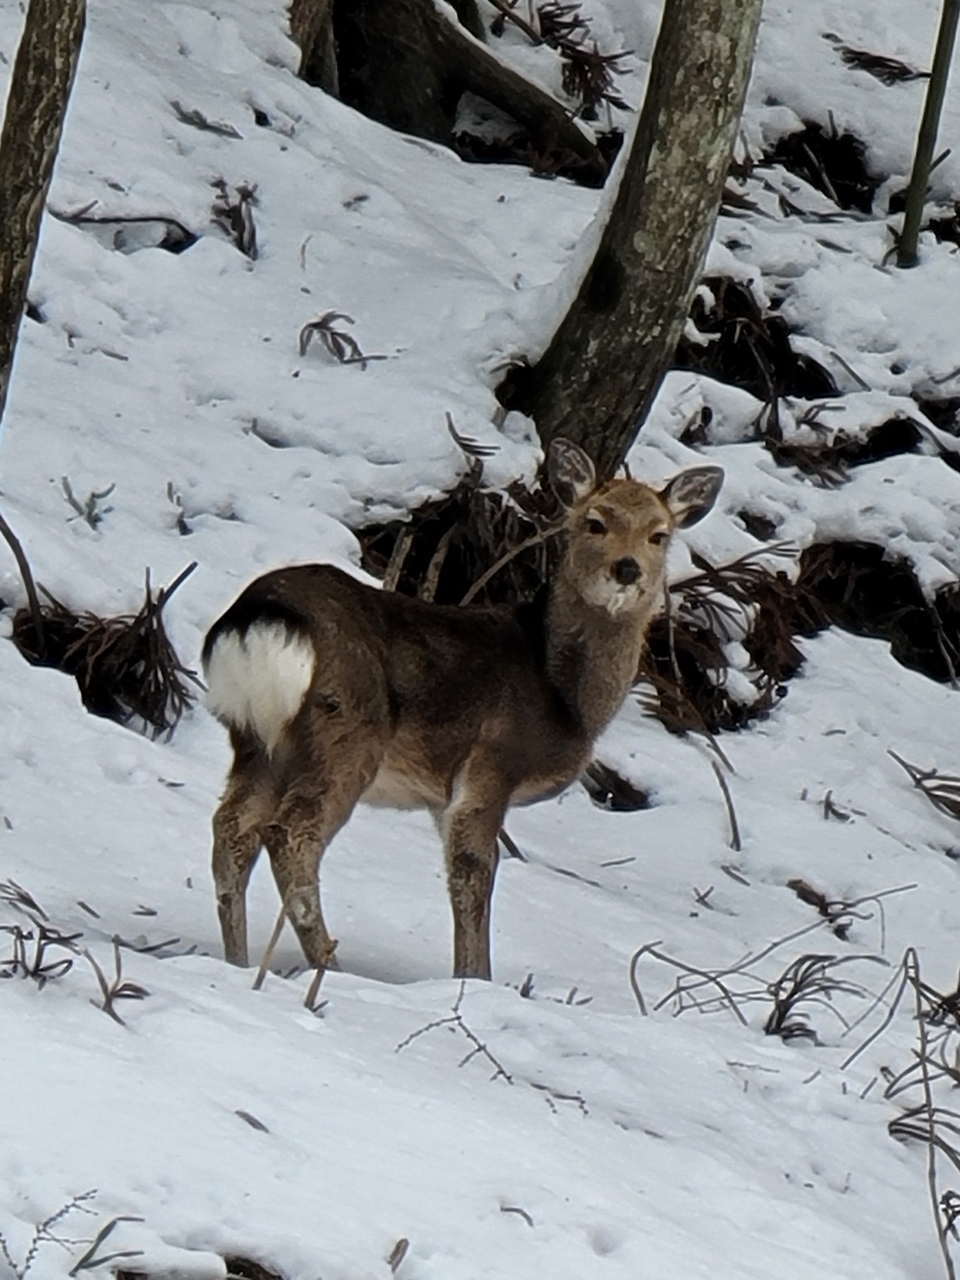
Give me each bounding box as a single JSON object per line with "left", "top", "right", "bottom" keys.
{"left": 612, "top": 557, "right": 640, "bottom": 585}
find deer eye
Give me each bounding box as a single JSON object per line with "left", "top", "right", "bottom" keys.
{"left": 650, "top": 530, "right": 669, "bottom": 546}
{"left": 585, "top": 516, "right": 607, "bottom": 536}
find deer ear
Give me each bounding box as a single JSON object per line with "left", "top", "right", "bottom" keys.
{"left": 660, "top": 466, "right": 724, "bottom": 528}
{"left": 548, "top": 438, "right": 596, "bottom": 506}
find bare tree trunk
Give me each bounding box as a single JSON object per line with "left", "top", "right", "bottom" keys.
{"left": 897, "top": 0, "right": 960, "bottom": 268}
{"left": 288, "top": 0, "right": 338, "bottom": 96}
{"left": 0, "top": 0, "right": 85, "bottom": 425}
{"left": 502, "top": 0, "right": 763, "bottom": 478}
{"left": 289, "top": 0, "right": 606, "bottom": 185}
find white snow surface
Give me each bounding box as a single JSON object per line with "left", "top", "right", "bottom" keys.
{"left": 2, "top": 1, "right": 960, "bottom": 1278}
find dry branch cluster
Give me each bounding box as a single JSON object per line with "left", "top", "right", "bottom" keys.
{"left": 488, "top": 0, "right": 631, "bottom": 119}
{"left": 629, "top": 911, "right": 960, "bottom": 1279}
{"left": 211, "top": 178, "right": 258, "bottom": 260}
{"left": 628, "top": 885, "right": 912, "bottom": 1036}
{"left": 10, "top": 563, "right": 199, "bottom": 737}
{"left": 297, "top": 311, "right": 385, "bottom": 369}
{"left": 0, "top": 881, "right": 148, "bottom": 1025}
{"left": 845, "top": 950, "right": 960, "bottom": 1280}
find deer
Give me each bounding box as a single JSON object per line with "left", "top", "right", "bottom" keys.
{"left": 202, "top": 439, "right": 722, "bottom": 980}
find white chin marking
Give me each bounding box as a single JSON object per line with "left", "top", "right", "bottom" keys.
{"left": 583, "top": 579, "right": 640, "bottom": 616}
{"left": 204, "top": 622, "right": 315, "bottom": 753}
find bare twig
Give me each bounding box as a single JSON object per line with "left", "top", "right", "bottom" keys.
{"left": 497, "top": 827, "right": 527, "bottom": 861}
{"left": 419, "top": 523, "right": 457, "bottom": 602}
{"left": 382, "top": 526, "right": 415, "bottom": 594}
{"left": 252, "top": 896, "right": 291, "bottom": 991}
{"left": 446, "top": 412, "right": 499, "bottom": 459}
{"left": 460, "top": 524, "right": 563, "bottom": 606}
{"left": 83, "top": 938, "right": 149, "bottom": 1025}
{"left": 68, "top": 1216, "right": 144, "bottom": 1277}
{"left": 711, "top": 760, "right": 741, "bottom": 850}
{"left": 889, "top": 750, "right": 960, "bottom": 822}
{"left": 395, "top": 981, "right": 513, "bottom": 1082}
{"left": 0, "top": 507, "right": 45, "bottom": 653}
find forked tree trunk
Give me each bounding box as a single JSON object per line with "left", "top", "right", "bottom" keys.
{"left": 288, "top": 0, "right": 606, "bottom": 185}
{"left": 0, "top": 0, "right": 85, "bottom": 425}
{"left": 503, "top": 0, "right": 764, "bottom": 478}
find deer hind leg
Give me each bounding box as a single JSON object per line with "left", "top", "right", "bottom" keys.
{"left": 441, "top": 759, "right": 510, "bottom": 980}
{"left": 265, "top": 740, "right": 384, "bottom": 970}
{"left": 212, "top": 757, "right": 276, "bottom": 967}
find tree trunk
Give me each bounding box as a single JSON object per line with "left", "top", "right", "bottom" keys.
{"left": 288, "top": 0, "right": 338, "bottom": 96}
{"left": 289, "top": 0, "right": 606, "bottom": 186}
{"left": 897, "top": 0, "right": 960, "bottom": 268}
{"left": 501, "top": 0, "right": 763, "bottom": 478}
{"left": 0, "top": 0, "right": 85, "bottom": 425}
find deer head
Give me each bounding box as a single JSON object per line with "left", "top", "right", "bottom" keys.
{"left": 548, "top": 438, "right": 724, "bottom": 617}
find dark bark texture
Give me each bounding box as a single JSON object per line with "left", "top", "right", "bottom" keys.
{"left": 289, "top": 0, "right": 606, "bottom": 185}
{"left": 0, "top": 0, "right": 85, "bottom": 425}
{"left": 289, "top": 0, "right": 338, "bottom": 95}
{"left": 501, "top": 0, "right": 764, "bottom": 478}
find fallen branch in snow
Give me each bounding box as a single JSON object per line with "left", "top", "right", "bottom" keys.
{"left": 0, "top": 1191, "right": 98, "bottom": 1280}
{"left": 529, "top": 1079, "right": 588, "bottom": 1115}
{"left": 49, "top": 205, "right": 198, "bottom": 255}
{"left": 889, "top": 750, "right": 960, "bottom": 822}
{"left": 630, "top": 884, "right": 916, "bottom": 1023}
{"left": 395, "top": 981, "right": 513, "bottom": 1082}
{"left": 171, "top": 100, "right": 241, "bottom": 139}
{"left": 823, "top": 34, "right": 930, "bottom": 86}
{"left": 499, "top": 1205, "right": 534, "bottom": 1227}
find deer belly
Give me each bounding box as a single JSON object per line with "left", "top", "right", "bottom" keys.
{"left": 510, "top": 769, "right": 579, "bottom": 806}
{"left": 362, "top": 756, "right": 446, "bottom": 810}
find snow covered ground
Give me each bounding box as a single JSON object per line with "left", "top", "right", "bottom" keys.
{"left": 2, "top": 1, "right": 960, "bottom": 1277}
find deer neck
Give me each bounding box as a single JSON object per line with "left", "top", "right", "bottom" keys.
{"left": 543, "top": 571, "right": 660, "bottom": 743}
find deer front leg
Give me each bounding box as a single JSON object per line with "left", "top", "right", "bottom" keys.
{"left": 441, "top": 765, "right": 508, "bottom": 980}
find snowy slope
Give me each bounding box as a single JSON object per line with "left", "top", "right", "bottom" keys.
{"left": 2, "top": 1, "right": 960, "bottom": 1278}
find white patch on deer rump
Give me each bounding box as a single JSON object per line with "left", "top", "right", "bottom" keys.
{"left": 204, "top": 622, "right": 315, "bottom": 754}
